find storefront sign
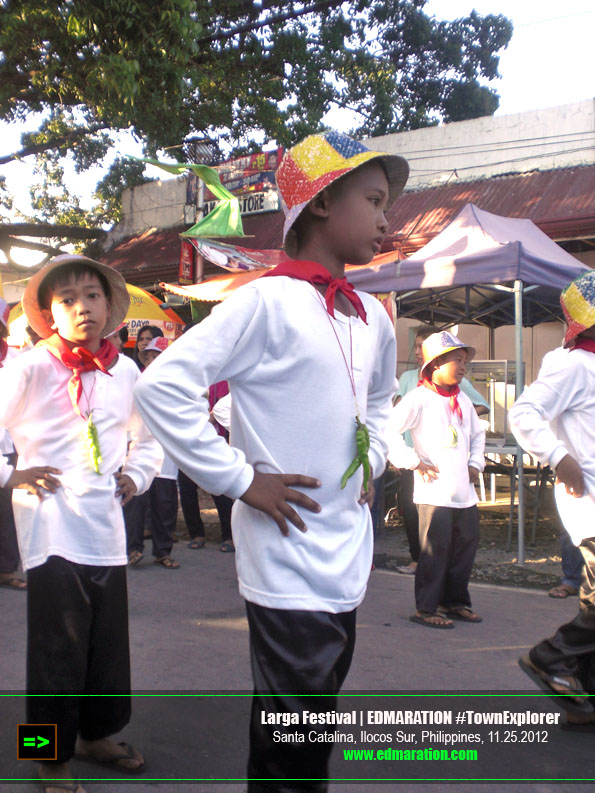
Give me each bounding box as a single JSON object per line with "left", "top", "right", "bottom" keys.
{"left": 203, "top": 190, "right": 280, "bottom": 218}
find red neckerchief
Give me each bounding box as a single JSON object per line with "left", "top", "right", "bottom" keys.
{"left": 572, "top": 338, "right": 595, "bottom": 354}
{"left": 263, "top": 260, "right": 367, "bottom": 324}
{"left": 419, "top": 377, "right": 463, "bottom": 421}
{"left": 39, "top": 333, "right": 118, "bottom": 417}
{"left": 0, "top": 339, "right": 7, "bottom": 367}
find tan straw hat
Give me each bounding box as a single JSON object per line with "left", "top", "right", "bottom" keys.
{"left": 420, "top": 331, "right": 476, "bottom": 377}
{"left": 22, "top": 254, "right": 130, "bottom": 340}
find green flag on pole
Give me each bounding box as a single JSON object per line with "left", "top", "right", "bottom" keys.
{"left": 128, "top": 155, "right": 245, "bottom": 238}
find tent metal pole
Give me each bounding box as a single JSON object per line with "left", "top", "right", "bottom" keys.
{"left": 514, "top": 279, "right": 525, "bottom": 565}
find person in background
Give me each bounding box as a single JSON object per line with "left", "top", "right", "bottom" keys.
{"left": 108, "top": 324, "right": 129, "bottom": 354}
{"left": 133, "top": 325, "right": 163, "bottom": 371}
{"left": 510, "top": 269, "right": 595, "bottom": 726}
{"left": 126, "top": 335, "right": 180, "bottom": 569}
{"left": 0, "top": 297, "right": 25, "bottom": 590}
{"left": 386, "top": 331, "right": 485, "bottom": 629}
{"left": 394, "top": 324, "right": 489, "bottom": 576}
{"left": 179, "top": 380, "right": 235, "bottom": 553}
{"left": 548, "top": 531, "right": 584, "bottom": 599}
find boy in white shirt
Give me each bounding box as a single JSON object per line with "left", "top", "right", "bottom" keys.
{"left": 135, "top": 130, "right": 409, "bottom": 790}
{"left": 510, "top": 269, "right": 595, "bottom": 723}
{"left": 386, "top": 331, "right": 485, "bottom": 629}
{"left": 395, "top": 323, "right": 489, "bottom": 575}
{"left": 0, "top": 255, "right": 162, "bottom": 793}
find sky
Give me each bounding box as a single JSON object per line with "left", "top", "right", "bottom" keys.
{"left": 1, "top": 0, "right": 594, "bottom": 260}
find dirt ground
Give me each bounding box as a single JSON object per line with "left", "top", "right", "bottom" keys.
{"left": 374, "top": 510, "right": 564, "bottom": 591}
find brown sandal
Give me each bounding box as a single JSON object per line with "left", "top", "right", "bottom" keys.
{"left": 153, "top": 556, "right": 180, "bottom": 569}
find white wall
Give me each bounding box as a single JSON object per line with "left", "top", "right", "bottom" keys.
{"left": 102, "top": 175, "right": 187, "bottom": 250}
{"left": 365, "top": 99, "right": 595, "bottom": 189}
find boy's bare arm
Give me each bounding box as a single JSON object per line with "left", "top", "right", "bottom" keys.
{"left": 554, "top": 454, "right": 585, "bottom": 497}
{"left": 240, "top": 471, "right": 321, "bottom": 536}
{"left": 6, "top": 467, "right": 62, "bottom": 499}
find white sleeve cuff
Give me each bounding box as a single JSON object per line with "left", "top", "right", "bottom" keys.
{"left": 549, "top": 445, "right": 569, "bottom": 471}
{"left": 225, "top": 463, "right": 255, "bottom": 500}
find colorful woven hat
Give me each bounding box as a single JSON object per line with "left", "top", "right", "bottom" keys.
{"left": 560, "top": 269, "right": 595, "bottom": 347}
{"left": 276, "top": 130, "right": 409, "bottom": 245}
{"left": 145, "top": 336, "right": 170, "bottom": 353}
{"left": 0, "top": 297, "right": 9, "bottom": 330}
{"left": 420, "top": 331, "right": 476, "bottom": 377}
{"left": 23, "top": 254, "right": 130, "bottom": 340}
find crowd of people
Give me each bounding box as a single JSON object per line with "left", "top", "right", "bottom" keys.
{"left": 0, "top": 129, "right": 594, "bottom": 793}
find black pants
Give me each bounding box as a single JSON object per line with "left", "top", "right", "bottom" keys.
{"left": 0, "top": 452, "right": 20, "bottom": 574}
{"left": 397, "top": 469, "right": 420, "bottom": 562}
{"left": 178, "top": 469, "right": 232, "bottom": 543}
{"left": 245, "top": 602, "right": 357, "bottom": 793}
{"left": 531, "top": 537, "right": 595, "bottom": 692}
{"left": 125, "top": 477, "right": 178, "bottom": 558}
{"left": 27, "top": 556, "right": 131, "bottom": 763}
{"left": 415, "top": 504, "right": 479, "bottom": 614}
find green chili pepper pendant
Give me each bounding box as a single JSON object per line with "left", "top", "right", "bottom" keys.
{"left": 446, "top": 424, "right": 458, "bottom": 448}
{"left": 86, "top": 411, "right": 103, "bottom": 474}
{"left": 341, "top": 416, "right": 371, "bottom": 492}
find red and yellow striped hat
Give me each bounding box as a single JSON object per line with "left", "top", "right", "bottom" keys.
{"left": 560, "top": 269, "right": 595, "bottom": 347}
{"left": 276, "top": 130, "right": 409, "bottom": 245}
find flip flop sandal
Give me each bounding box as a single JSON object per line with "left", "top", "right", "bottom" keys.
{"left": 153, "top": 556, "right": 180, "bottom": 569}
{"left": 0, "top": 576, "right": 27, "bottom": 590}
{"left": 410, "top": 613, "right": 454, "bottom": 629}
{"left": 127, "top": 551, "right": 144, "bottom": 566}
{"left": 188, "top": 539, "right": 205, "bottom": 549}
{"left": 444, "top": 607, "right": 483, "bottom": 623}
{"left": 548, "top": 585, "right": 578, "bottom": 599}
{"left": 220, "top": 541, "right": 235, "bottom": 553}
{"left": 77, "top": 741, "right": 145, "bottom": 774}
{"left": 518, "top": 655, "right": 594, "bottom": 715}
{"left": 39, "top": 782, "right": 85, "bottom": 793}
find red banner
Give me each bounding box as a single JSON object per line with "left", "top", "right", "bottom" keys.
{"left": 179, "top": 239, "right": 195, "bottom": 284}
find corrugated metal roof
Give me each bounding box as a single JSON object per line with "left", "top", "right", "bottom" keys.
{"left": 100, "top": 165, "right": 595, "bottom": 284}
{"left": 388, "top": 165, "right": 595, "bottom": 253}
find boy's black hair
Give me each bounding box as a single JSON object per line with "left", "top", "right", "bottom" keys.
{"left": 414, "top": 325, "right": 439, "bottom": 342}
{"left": 118, "top": 326, "right": 129, "bottom": 344}
{"left": 38, "top": 263, "right": 111, "bottom": 311}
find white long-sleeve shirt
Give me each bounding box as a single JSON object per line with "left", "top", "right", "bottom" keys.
{"left": 135, "top": 276, "right": 397, "bottom": 612}
{"left": 385, "top": 386, "right": 485, "bottom": 508}
{"left": 509, "top": 346, "right": 595, "bottom": 544}
{"left": 0, "top": 347, "right": 162, "bottom": 570}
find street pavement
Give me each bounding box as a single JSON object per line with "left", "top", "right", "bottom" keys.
{"left": 1, "top": 537, "right": 592, "bottom": 793}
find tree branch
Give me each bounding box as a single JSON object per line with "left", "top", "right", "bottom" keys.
{"left": 0, "top": 124, "right": 108, "bottom": 165}
{"left": 0, "top": 223, "right": 104, "bottom": 240}
{"left": 196, "top": 0, "right": 344, "bottom": 46}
